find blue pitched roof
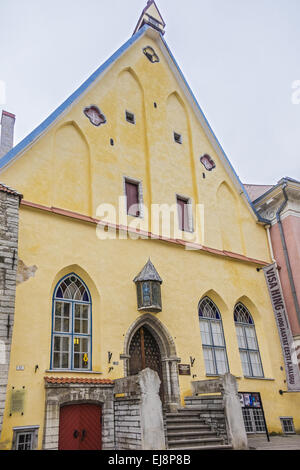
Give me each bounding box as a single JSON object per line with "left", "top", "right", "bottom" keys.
{"left": 0, "top": 22, "right": 265, "bottom": 223}
{"left": 0, "top": 24, "right": 148, "bottom": 171}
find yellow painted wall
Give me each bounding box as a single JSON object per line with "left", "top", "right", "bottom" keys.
{"left": 0, "top": 207, "right": 299, "bottom": 449}
{"left": 1, "top": 31, "right": 269, "bottom": 258}
{"left": 0, "top": 28, "right": 299, "bottom": 449}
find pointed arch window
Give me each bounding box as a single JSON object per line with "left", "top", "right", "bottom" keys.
{"left": 198, "top": 297, "right": 229, "bottom": 375}
{"left": 234, "top": 303, "right": 263, "bottom": 378}
{"left": 51, "top": 274, "right": 92, "bottom": 370}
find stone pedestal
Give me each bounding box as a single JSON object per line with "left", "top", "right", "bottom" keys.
{"left": 139, "top": 368, "right": 166, "bottom": 450}
{"left": 221, "top": 373, "right": 248, "bottom": 450}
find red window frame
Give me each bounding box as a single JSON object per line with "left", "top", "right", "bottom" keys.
{"left": 176, "top": 195, "right": 191, "bottom": 232}
{"left": 125, "top": 180, "right": 140, "bottom": 217}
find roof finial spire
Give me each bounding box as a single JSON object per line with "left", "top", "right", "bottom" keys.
{"left": 133, "top": 0, "right": 166, "bottom": 36}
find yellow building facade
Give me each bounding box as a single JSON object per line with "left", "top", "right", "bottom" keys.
{"left": 0, "top": 2, "right": 299, "bottom": 450}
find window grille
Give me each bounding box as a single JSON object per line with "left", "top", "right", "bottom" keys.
{"left": 234, "top": 303, "right": 263, "bottom": 378}
{"left": 280, "top": 417, "right": 295, "bottom": 434}
{"left": 17, "top": 432, "right": 33, "bottom": 450}
{"left": 12, "top": 426, "right": 39, "bottom": 450}
{"left": 125, "top": 111, "right": 135, "bottom": 124}
{"left": 242, "top": 409, "right": 266, "bottom": 433}
{"left": 51, "top": 274, "right": 91, "bottom": 370}
{"left": 198, "top": 297, "right": 229, "bottom": 375}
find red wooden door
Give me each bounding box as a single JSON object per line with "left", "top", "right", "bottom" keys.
{"left": 59, "top": 404, "right": 102, "bottom": 450}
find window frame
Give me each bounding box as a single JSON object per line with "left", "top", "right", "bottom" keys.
{"left": 125, "top": 110, "right": 135, "bottom": 125}
{"left": 50, "top": 273, "right": 92, "bottom": 371}
{"left": 198, "top": 297, "right": 229, "bottom": 376}
{"left": 123, "top": 176, "right": 144, "bottom": 218}
{"left": 12, "top": 426, "right": 39, "bottom": 450}
{"left": 242, "top": 408, "right": 266, "bottom": 434}
{"left": 176, "top": 194, "right": 194, "bottom": 233}
{"left": 280, "top": 417, "right": 295, "bottom": 434}
{"left": 234, "top": 303, "right": 264, "bottom": 378}
{"left": 136, "top": 280, "right": 162, "bottom": 312}
{"left": 173, "top": 132, "right": 182, "bottom": 144}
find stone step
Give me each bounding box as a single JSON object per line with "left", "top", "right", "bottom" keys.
{"left": 184, "top": 403, "right": 223, "bottom": 408}
{"left": 185, "top": 398, "right": 223, "bottom": 406}
{"left": 166, "top": 416, "right": 205, "bottom": 422}
{"left": 167, "top": 431, "right": 218, "bottom": 440}
{"left": 166, "top": 411, "right": 201, "bottom": 418}
{"left": 165, "top": 398, "right": 228, "bottom": 451}
{"left": 169, "top": 444, "right": 233, "bottom": 451}
{"left": 168, "top": 436, "right": 224, "bottom": 448}
{"left": 166, "top": 414, "right": 202, "bottom": 421}
{"left": 185, "top": 394, "right": 222, "bottom": 401}
{"left": 167, "top": 424, "right": 212, "bottom": 431}
{"left": 166, "top": 406, "right": 223, "bottom": 417}
{"left": 182, "top": 404, "right": 225, "bottom": 411}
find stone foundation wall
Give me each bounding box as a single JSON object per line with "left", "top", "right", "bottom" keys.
{"left": 200, "top": 410, "right": 228, "bottom": 443}
{"left": 43, "top": 382, "right": 115, "bottom": 450}
{"left": 191, "top": 373, "right": 248, "bottom": 450}
{"left": 114, "top": 397, "right": 142, "bottom": 450}
{"left": 114, "top": 369, "right": 166, "bottom": 450}
{"left": 0, "top": 187, "right": 21, "bottom": 436}
{"left": 43, "top": 369, "right": 165, "bottom": 450}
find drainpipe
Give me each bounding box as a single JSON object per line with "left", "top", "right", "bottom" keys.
{"left": 276, "top": 182, "right": 300, "bottom": 326}
{"left": 266, "top": 224, "right": 276, "bottom": 264}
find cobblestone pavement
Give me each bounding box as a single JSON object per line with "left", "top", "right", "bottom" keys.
{"left": 248, "top": 434, "right": 300, "bottom": 450}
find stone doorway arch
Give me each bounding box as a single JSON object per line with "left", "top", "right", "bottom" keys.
{"left": 129, "top": 326, "right": 164, "bottom": 403}
{"left": 43, "top": 378, "right": 115, "bottom": 450}
{"left": 121, "top": 314, "right": 181, "bottom": 411}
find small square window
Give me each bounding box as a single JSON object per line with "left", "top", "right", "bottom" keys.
{"left": 12, "top": 426, "right": 39, "bottom": 450}
{"left": 174, "top": 132, "right": 182, "bottom": 144}
{"left": 17, "top": 432, "right": 33, "bottom": 450}
{"left": 125, "top": 111, "right": 135, "bottom": 124}
{"left": 280, "top": 417, "right": 295, "bottom": 434}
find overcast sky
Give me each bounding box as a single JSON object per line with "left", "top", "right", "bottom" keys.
{"left": 1, "top": 0, "right": 300, "bottom": 184}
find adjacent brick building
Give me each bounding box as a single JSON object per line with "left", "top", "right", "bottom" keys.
{"left": 245, "top": 178, "right": 300, "bottom": 346}
{"left": 0, "top": 183, "right": 22, "bottom": 434}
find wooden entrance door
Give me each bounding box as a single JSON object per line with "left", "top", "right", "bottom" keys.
{"left": 129, "top": 326, "right": 164, "bottom": 401}
{"left": 58, "top": 403, "right": 102, "bottom": 450}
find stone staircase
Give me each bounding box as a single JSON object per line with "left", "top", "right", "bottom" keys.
{"left": 165, "top": 394, "right": 232, "bottom": 450}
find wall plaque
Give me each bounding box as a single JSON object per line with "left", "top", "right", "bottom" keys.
{"left": 178, "top": 364, "right": 191, "bottom": 375}
{"left": 10, "top": 389, "right": 25, "bottom": 414}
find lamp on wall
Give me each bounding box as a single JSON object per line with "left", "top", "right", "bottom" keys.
{"left": 133, "top": 259, "right": 162, "bottom": 313}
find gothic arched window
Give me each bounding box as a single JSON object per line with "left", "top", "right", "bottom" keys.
{"left": 234, "top": 302, "right": 263, "bottom": 377}
{"left": 198, "top": 297, "right": 229, "bottom": 375}
{"left": 51, "top": 274, "right": 92, "bottom": 370}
